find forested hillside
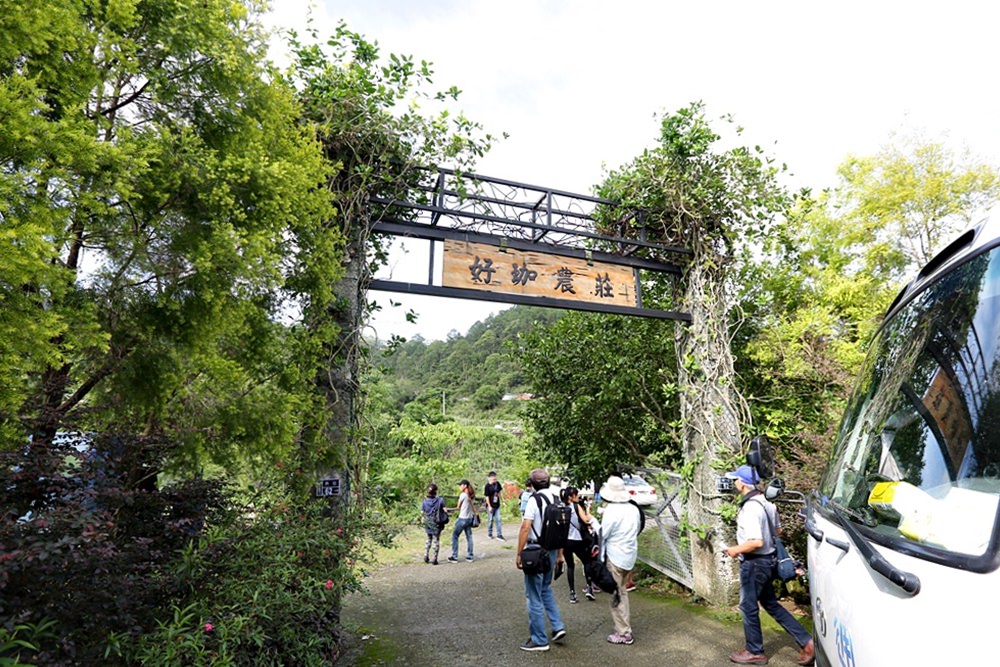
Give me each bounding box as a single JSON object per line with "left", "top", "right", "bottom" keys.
{"left": 373, "top": 306, "right": 563, "bottom": 418}
{"left": 361, "top": 306, "right": 564, "bottom": 505}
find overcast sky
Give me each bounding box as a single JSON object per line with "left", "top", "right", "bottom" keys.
{"left": 264, "top": 0, "right": 1000, "bottom": 342}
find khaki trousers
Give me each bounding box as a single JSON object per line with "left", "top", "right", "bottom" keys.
{"left": 608, "top": 560, "right": 632, "bottom": 635}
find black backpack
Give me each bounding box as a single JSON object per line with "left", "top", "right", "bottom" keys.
{"left": 533, "top": 492, "right": 572, "bottom": 550}
{"left": 585, "top": 538, "right": 619, "bottom": 595}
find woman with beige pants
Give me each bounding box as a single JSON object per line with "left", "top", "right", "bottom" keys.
{"left": 597, "top": 476, "right": 643, "bottom": 645}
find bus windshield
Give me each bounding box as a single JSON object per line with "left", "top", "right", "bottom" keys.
{"left": 820, "top": 248, "right": 1000, "bottom": 563}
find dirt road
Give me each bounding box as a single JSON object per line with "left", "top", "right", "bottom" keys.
{"left": 339, "top": 529, "right": 812, "bottom": 666}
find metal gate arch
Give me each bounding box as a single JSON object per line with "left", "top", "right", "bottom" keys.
{"left": 369, "top": 169, "right": 696, "bottom": 587}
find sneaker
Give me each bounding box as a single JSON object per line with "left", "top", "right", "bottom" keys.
{"left": 432, "top": 559, "right": 438, "bottom": 565}
{"left": 466, "top": 555, "right": 475, "bottom": 561}
{"left": 551, "top": 628, "right": 567, "bottom": 643}
{"left": 497, "top": 535, "right": 506, "bottom": 541}
{"left": 488, "top": 535, "right": 494, "bottom": 539}
{"left": 625, "top": 583, "right": 637, "bottom": 592}
{"left": 569, "top": 591, "right": 578, "bottom": 604}
{"left": 584, "top": 586, "right": 596, "bottom": 601}
{"left": 607, "top": 632, "right": 634, "bottom": 645}
{"left": 447, "top": 556, "right": 458, "bottom": 563}
{"left": 519, "top": 640, "right": 550, "bottom": 652}
{"left": 424, "top": 555, "right": 429, "bottom": 563}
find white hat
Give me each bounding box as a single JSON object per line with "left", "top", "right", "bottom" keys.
{"left": 600, "top": 476, "right": 630, "bottom": 503}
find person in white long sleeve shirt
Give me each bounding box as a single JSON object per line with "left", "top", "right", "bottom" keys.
{"left": 598, "top": 475, "right": 643, "bottom": 645}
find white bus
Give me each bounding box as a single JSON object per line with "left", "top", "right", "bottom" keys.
{"left": 804, "top": 213, "right": 1000, "bottom": 666}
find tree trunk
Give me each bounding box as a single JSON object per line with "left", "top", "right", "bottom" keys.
{"left": 314, "top": 213, "right": 369, "bottom": 504}
{"left": 676, "top": 253, "right": 744, "bottom": 606}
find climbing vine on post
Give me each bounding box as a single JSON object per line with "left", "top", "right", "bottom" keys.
{"left": 595, "top": 102, "right": 791, "bottom": 605}
{"left": 283, "top": 21, "right": 496, "bottom": 509}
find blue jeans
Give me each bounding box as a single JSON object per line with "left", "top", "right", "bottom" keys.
{"left": 451, "top": 517, "right": 474, "bottom": 559}
{"left": 487, "top": 506, "right": 504, "bottom": 538}
{"left": 739, "top": 557, "right": 811, "bottom": 654}
{"left": 524, "top": 549, "right": 564, "bottom": 646}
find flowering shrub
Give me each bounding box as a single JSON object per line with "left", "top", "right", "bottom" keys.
{"left": 118, "top": 481, "right": 366, "bottom": 666}
{"left": 1, "top": 432, "right": 371, "bottom": 665}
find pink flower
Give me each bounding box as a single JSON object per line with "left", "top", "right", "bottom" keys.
{"left": 204, "top": 623, "right": 214, "bottom": 633}
{"left": 325, "top": 579, "right": 333, "bottom": 590}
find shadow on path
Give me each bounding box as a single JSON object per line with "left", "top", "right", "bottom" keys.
{"left": 340, "top": 530, "right": 807, "bottom": 666}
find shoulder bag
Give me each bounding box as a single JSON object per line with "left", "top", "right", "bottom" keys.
{"left": 756, "top": 498, "right": 798, "bottom": 582}
{"left": 518, "top": 496, "right": 549, "bottom": 574}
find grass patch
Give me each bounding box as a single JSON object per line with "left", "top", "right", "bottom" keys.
{"left": 629, "top": 561, "right": 813, "bottom": 634}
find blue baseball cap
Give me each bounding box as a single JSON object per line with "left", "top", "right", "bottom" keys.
{"left": 725, "top": 465, "right": 757, "bottom": 486}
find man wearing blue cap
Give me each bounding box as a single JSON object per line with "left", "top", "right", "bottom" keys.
{"left": 724, "top": 465, "right": 814, "bottom": 666}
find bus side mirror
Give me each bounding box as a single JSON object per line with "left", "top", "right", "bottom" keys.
{"left": 747, "top": 435, "right": 774, "bottom": 479}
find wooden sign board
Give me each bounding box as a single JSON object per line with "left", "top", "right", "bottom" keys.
{"left": 923, "top": 368, "right": 973, "bottom": 471}
{"left": 443, "top": 240, "right": 636, "bottom": 307}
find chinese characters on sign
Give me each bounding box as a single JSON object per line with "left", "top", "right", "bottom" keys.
{"left": 469, "top": 256, "right": 497, "bottom": 284}
{"left": 314, "top": 471, "right": 346, "bottom": 499}
{"left": 443, "top": 240, "right": 636, "bottom": 307}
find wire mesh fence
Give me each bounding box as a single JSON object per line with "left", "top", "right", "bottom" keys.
{"left": 622, "top": 466, "right": 694, "bottom": 589}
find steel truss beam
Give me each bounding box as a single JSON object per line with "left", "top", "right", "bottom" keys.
{"left": 369, "top": 167, "right": 691, "bottom": 321}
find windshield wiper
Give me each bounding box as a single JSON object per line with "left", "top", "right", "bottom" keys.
{"left": 829, "top": 502, "right": 921, "bottom": 595}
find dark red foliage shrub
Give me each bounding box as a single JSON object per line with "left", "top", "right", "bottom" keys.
{"left": 0, "top": 432, "right": 227, "bottom": 665}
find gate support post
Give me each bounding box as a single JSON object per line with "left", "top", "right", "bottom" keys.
{"left": 676, "top": 256, "right": 744, "bottom": 607}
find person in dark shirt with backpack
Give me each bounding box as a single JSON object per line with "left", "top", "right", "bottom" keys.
{"left": 420, "top": 483, "right": 446, "bottom": 565}
{"left": 483, "top": 471, "right": 505, "bottom": 541}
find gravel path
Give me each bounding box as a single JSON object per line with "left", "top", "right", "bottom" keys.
{"left": 339, "top": 527, "right": 811, "bottom": 666}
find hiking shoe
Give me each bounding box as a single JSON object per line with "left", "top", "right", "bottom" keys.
{"left": 584, "top": 586, "right": 596, "bottom": 601}
{"left": 551, "top": 628, "right": 567, "bottom": 643}
{"left": 569, "top": 591, "right": 578, "bottom": 604}
{"left": 447, "top": 556, "right": 458, "bottom": 563}
{"left": 607, "top": 632, "right": 634, "bottom": 645}
{"left": 519, "top": 640, "right": 550, "bottom": 652}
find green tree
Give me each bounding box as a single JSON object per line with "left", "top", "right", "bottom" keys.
{"left": 1, "top": 0, "right": 338, "bottom": 467}
{"left": 837, "top": 132, "right": 1000, "bottom": 276}
{"left": 736, "top": 134, "right": 1000, "bottom": 551}
{"left": 516, "top": 312, "right": 680, "bottom": 485}
{"left": 1, "top": 2, "right": 350, "bottom": 661}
